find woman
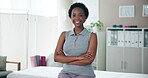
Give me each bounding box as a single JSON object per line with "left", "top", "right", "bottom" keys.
{"left": 54, "top": 2, "right": 97, "bottom": 78}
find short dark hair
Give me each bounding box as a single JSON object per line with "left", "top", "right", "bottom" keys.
{"left": 68, "top": 3, "right": 89, "bottom": 19}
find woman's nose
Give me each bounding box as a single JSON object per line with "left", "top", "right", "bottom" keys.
{"left": 75, "top": 16, "right": 80, "bottom": 19}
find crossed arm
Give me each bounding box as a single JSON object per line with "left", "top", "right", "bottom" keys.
{"left": 54, "top": 32, "right": 97, "bottom": 66}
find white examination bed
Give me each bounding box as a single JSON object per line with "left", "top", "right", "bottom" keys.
{"left": 7, "top": 66, "right": 148, "bottom": 78}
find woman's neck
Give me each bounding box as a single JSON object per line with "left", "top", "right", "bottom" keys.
{"left": 74, "top": 26, "right": 84, "bottom": 35}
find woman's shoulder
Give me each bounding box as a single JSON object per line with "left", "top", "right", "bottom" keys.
{"left": 91, "top": 32, "right": 96, "bottom": 35}
{"left": 63, "top": 30, "right": 73, "bottom": 35}
{"left": 90, "top": 32, "right": 97, "bottom": 37}
{"left": 62, "top": 30, "right": 72, "bottom": 33}
{"left": 90, "top": 32, "right": 97, "bottom": 38}
{"left": 60, "top": 31, "right": 66, "bottom": 35}
{"left": 60, "top": 30, "right": 72, "bottom": 37}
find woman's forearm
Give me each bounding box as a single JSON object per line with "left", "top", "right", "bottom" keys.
{"left": 67, "top": 56, "right": 94, "bottom": 66}
{"left": 54, "top": 55, "right": 85, "bottom": 63}
{"left": 54, "top": 49, "right": 85, "bottom": 63}
{"left": 67, "top": 52, "right": 94, "bottom": 66}
{"left": 55, "top": 52, "right": 94, "bottom": 65}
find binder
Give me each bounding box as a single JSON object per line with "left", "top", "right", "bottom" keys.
{"left": 125, "top": 31, "right": 131, "bottom": 47}
{"left": 111, "top": 31, "right": 114, "bottom": 46}
{"left": 134, "top": 31, "right": 139, "bottom": 47}
{"left": 118, "top": 31, "right": 124, "bottom": 47}
{"left": 131, "top": 31, "right": 139, "bottom": 47}
{"left": 130, "top": 31, "right": 135, "bottom": 47}
{"left": 107, "top": 31, "right": 111, "bottom": 46}
{"left": 114, "top": 31, "right": 118, "bottom": 46}
{"left": 124, "top": 31, "right": 128, "bottom": 47}
{"left": 111, "top": 30, "right": 118, "bottom": 46}
{"left": 138, "top": 31, "right": 143, "bottom": 47}
{"left": 117, "top": 31, "right": 121, "bottom": 46}
{"left": 144, "top": 31, "right": 148, "bottom": 47}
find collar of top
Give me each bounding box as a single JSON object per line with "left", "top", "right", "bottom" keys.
{"left": 70, "top": 28, "right": 87, "bottom": 36}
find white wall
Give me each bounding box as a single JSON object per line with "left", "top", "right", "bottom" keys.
{"left": 0, "top": 14, "right": 27, "bottom": 69}
{"left": 0, "top": 14, "right": 61, "bottom": 69}
{"left": 0, "top": 0, "right": 73, "bottom": 69}
{"left": 57, "top": 0, "right": 73, "bottom": 33}
{"left": 31, "top": 16, "right": 59, "bottom": 56}
{"left": 0, "top": 0, "right": 74, "bottom": 70}
{"left": 27, "top": 15, "right": 59, "bottom": 68}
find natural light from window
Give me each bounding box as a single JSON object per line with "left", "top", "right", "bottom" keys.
{"left": 0, "top": 0, "right": 57, "bottom": 17}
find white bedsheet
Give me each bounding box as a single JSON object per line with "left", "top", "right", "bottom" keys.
{"left": 7, "top": 66, "right": 148, "bottom": 78}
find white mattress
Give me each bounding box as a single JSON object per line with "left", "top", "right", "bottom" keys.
{"left": 7, "top": 66, "right": 148, "bottom": 78}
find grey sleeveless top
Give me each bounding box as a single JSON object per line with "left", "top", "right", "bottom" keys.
{"left": 60, "top": 28, "right": 95, "bottom": 77}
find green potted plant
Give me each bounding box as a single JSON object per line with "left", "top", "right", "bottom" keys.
{"left": 90, "top": 20, "right": 104, "bottom": 32}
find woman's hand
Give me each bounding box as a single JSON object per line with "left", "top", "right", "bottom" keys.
{"left": 57, "top": 49, "right": 65, "bottom": 56}
{"left": 83, "top": 52, "right": 93, "bottom": 60}
{"left": 77, "top": 52, "right": 93, "bottom": 60}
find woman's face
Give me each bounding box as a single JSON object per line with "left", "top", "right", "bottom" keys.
{"left": 71, "top": 7, "right": 86, "bottom": 27}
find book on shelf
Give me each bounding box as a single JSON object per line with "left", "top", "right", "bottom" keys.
{"left": 30, "top": 55, "right": 46, "bottom": 67}
{"left": 30, "top": 56, "right": 37, "bottom": 67}
{"left": 40, "top": 56, "right": 46, "bottom": 66}
{"left": 35, "top": 55, "right": 40, "bottom": 66}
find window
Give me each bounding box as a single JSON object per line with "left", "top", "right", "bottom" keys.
{"left": 0, "top": 0, "right": 57, "bottom": 17}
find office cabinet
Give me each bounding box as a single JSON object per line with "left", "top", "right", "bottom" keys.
{"left": 124, "top": 47, "right": 142, "bottom": 73}
{"left": 143, "top": 29, "right": 148, "bottom": 74}
{"left": 106, "top": 47, "right": 123, "bottom": 72}
{"left": 106, "top": 27, "right": 148, "bottom": 74}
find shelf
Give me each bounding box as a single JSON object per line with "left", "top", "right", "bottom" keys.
{"left": 106, "top": 27, "right": 148, "bottom": 74}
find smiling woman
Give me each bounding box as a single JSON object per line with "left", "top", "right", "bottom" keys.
{"left": 54, "top": 2, "right": 97, "bottom": 78}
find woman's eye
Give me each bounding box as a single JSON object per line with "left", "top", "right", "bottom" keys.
{"left": 73, "top": 15, "right": 76, "bottom": 17}
{"left": 80, "top": 15, "right": 83, "bottom": 17}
